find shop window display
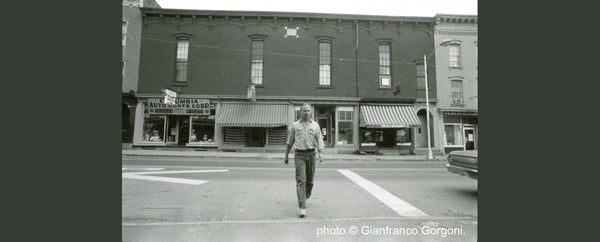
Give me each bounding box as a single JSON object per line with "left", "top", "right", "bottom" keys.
{"left": 361, "top": 130, "right": 376, "bottom": 146}
{"left": 337, "top": 108, "right": 353, "bottom": 145}
{"left": 143, "top": 115, "right": 165, "bottom": 142}
{"left": 190, "top": 116, "right": 215, "bottom": 144}
{"left": 445, "top": 124, "right": 462, "bottom": 146}
{"left": 396, "top": 129, "right": 411, "bottom": 146}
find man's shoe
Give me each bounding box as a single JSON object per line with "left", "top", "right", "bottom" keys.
{"left": 299, "top": 208, "right": 306, "bottom": 218}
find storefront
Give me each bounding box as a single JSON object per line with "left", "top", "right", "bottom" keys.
{"left": 440, "top": 110, "right": 478, "bottom": 153}
{"left": 134, "top": 98, "right": 217, "bottom": 147}
{"left": 359, "top": 104, "right": 423, "bottom": 154}
{"left": 216, "top": 103, "right": 289, "bottom": 147}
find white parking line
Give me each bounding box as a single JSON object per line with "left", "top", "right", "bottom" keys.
{"left": 338, "top": 169, "right": 429, "bottom": 217}
{"left": 122, "top": 173, "right": 208, "bottom": 185}
{"left": 122, "top": 169, "right": 229, "bottom": 185}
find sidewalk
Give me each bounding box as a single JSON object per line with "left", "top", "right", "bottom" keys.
{"left": 122, "top": 148, "right": 447, "bottom": 162}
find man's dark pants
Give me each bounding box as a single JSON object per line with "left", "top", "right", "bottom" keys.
{"left": 294, "top": 151, "right": 316, "bottom": 209}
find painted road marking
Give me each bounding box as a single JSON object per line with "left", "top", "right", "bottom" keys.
{"left": 122, "top": 169, "right": 229, "bottom": 185}
{"left": 338, "top": 169, "right": 429, "bottom": 217}
{"left": 122, "top": 167, "right": 165, "bottom": 171}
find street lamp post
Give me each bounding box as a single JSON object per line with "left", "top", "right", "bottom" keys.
{"left": 423, "top": 54, "right": 433, "bottom": 159}
{"left": 423, "top": 39, "right": 453, "bottom": 160}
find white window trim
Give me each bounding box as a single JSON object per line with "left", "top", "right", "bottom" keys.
{"left": 335, "top": 106, "right": 355, "bottom": 146}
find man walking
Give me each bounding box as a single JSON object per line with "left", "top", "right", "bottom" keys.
{"left": 284, "top": 103, "right": 324, "bottom": 218}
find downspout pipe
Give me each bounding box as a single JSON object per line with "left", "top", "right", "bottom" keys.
{"left": 355, "top": 21, "right": 359, "bottom": 98}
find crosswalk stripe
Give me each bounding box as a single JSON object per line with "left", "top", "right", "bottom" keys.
{"left": 338, "top": 169, "right": 428, "bottom": 217}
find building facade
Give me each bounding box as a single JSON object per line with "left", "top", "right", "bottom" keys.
{"left": 133, "top": 8, "right": 439, "bottom": 154}
{"left": 433, "top": 14, "right": 478, "bottom": 154}
{"left": 122, "top": 0, "right": 161, "bottom": 143}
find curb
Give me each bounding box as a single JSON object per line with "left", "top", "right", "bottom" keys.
{"left": 122, "top": 152, "right": 447, "bottom": 162}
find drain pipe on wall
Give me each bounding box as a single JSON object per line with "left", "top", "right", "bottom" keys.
{"left": 355, "top": 21, "right": 359, "bottom": 98}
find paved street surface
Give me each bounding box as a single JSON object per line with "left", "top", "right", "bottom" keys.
{"left": 122, "top": 156, "right": 477, "bottom": 241}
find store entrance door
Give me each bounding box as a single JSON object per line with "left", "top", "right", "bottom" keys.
{"left": 178, "top": 116, "right": 190, "bottom": 145}
{"left": 463, "top": 127, "right": 475, "bottom": 150}
{"left": 246, "top": 127, "right": 265, "bottom": 147}
{"left": 317, "top": 116, "right": 332, "bottom": 147}
{"left": 377, "top": 129, "right": 396, "bottom": 147}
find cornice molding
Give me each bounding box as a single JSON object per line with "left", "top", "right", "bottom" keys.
{"left": 142, "top": 14, "right": 433, "bottom": 36}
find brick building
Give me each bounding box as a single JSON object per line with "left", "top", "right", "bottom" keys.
{"left": 133, "top": 8, "right": 440, "bottom": 154}
{"left": 122, "top": 0, "right": 161, "bottom": 143}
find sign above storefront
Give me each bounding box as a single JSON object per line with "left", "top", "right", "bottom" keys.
{"left": 147, "top": 98, "right": 212, "bottom": 115}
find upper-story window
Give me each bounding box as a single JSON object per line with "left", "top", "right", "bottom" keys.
{"left": 449, "top": 44, "right": 461, "bottom": 68}
{"left": 378, "top": 42, "right": 392, "bottom": 87}
{"left": 250, "top": 38, "right": 265, "bottom": 85}
{"left": 175, "top": 37, "right": 190, "bottom": 83}
{"left": 122, "top": 20, "right": 128, "bottom": 55}
{"left": 451, "top": 79, "right": 464, "bottom": 105}
{"left": 318, "top": 37, "right": 333, "bottom": 86}
{"left": 416, "top": 62, "right": 426, "bottom": 90}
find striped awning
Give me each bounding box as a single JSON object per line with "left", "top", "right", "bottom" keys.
{"left": 360, "top": 105, "right": 423, "bottom": 128}
{"left": 217, "top": 103, "right": 288, "bottom": 127}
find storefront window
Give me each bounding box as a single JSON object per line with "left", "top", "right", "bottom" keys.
{"left": 337, "top": 107, "right": 354, "bottom": 145}
{"left": 142, "top": 115, "right": 166, "bottom": 142}
{"left": 190, "top": 116, "right": 216, "bottom": 144}
{"left": 445, "top": 124, "right": 462, "bottom": 146}
{"left": 396, "top": 128, "right": 411, "bottom": 146}
{"left": 361, "top": 130, "right": 376, "bottom": 146}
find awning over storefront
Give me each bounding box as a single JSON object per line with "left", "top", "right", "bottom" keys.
{"left": 217, "top": 103, "right": 288, "bottom": 127}
{"left": 360, "top": 105, "right": 422, "bottom": 128}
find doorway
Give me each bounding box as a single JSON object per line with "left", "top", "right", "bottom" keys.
{"left": 246, "top": 127, "right": 265, "bottom": 147}
{"left": 315, "top": 105, "right": 335, "bottom": 148}
{"left": 178, "top": 116, "right": 190, "bottom": 145}
{"left": 463, "top": 127, "right": 475, "bottom": 150}
{"left": 317, "top": 116, "right": 332, "bottom": 147}
{"left": 167, "top": 115, "right": 191, "bottom": 145}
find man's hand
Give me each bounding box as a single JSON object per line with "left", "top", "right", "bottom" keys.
{"left": 284, "top": 156, "right": 289, "bottom": 164}
{"left": 317, "top": 152, "right": 323, "bottom": 163}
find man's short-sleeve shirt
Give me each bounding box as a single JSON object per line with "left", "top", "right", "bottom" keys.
{"left": 287, "top": 119, "right": 325, "bottom": 151}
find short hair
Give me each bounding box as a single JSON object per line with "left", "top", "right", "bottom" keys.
{"left": 301, "top": 103, "right": 311, "bottom": 110}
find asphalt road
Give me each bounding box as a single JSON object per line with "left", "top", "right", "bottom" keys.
{"left": 122, "top": 156, "right": 477, "bottom": 242}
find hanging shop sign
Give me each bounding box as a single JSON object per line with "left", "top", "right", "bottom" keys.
{"left": 162, "top": 89, "right": 177, "bottom": 105}
{"left": 147, "top": 98, "right": 212, "bottom": 115}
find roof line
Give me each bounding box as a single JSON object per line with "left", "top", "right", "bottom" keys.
{"left": 140, "top": 8, "right": 436, "bottom": 22}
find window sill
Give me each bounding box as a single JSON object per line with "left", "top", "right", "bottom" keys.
{"left": 170, "top": 83, "right": 188, "bottom": 87}
{"left": 449, "top": 66, "right": 463, "bottom": 70}
{"left": 378, "top": 87, "right": 395, "bottom": 90}
{"left": 451, "top": 104, "right": 465, "bottom": 107}
{"left": 317, "top": 86, "right": 333, "bottom": 89}
{"left": 253, "top": 84, "right": 265, "bottom": 88}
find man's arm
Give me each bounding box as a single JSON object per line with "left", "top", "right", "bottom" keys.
{"left": 284, "top": 144, "right": 292, "bottom": 164}
{"left": 284, "top": 125, "right": 295, "bottom": 164}
{"left": 315, "top": 123, "right": 325, "bottom": 162}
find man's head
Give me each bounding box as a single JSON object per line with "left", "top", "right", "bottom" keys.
{"left": 300, "top": 103, "right": 312, "bottom": 121}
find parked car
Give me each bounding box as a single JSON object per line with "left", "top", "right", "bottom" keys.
{"left": 446, "top": 150, "right": 478, "bottom": 179}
